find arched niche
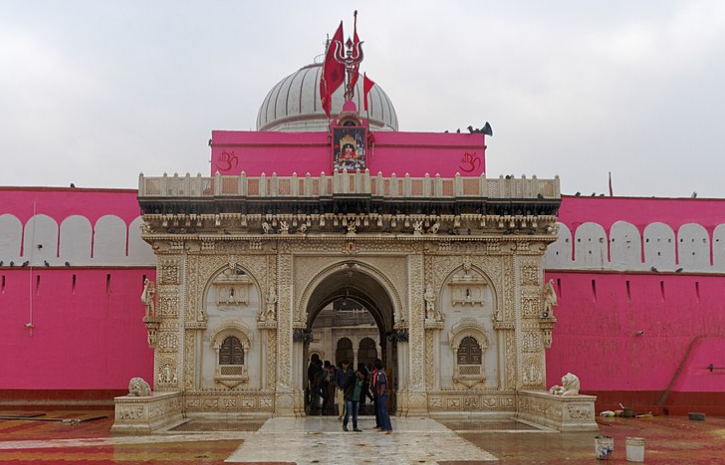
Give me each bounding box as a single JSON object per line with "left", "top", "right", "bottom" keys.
{"left": 92, "top": 215, "right": 127, "bottom": 264}
{"left": 200, "top": 264, "right": 263, "bottom": 391}
{"left": 128, "top": 216, "right": 156, "bottom": 265}
{"left": 358, "top": 337, "right": 378, "bottom": 367}
{"left": 573, "top": 222, "right": 608, "bottom": 269}
{"left": 209, "top": 320, "right": 254, "bottom": 389}
{"left": 544, "top": 222, "right": 573, "bottom": 269}
{"left": 448, "top": 318, "right": 490, "bottom": 389}
{"left": 610, "top": 221, "right": 644, "bottom": 271}
{"left": 22, "top": 214, "right": 58, "bottom": 264}
{"left": 439, "top": 264, "right": 498, "bottom": 390}
{"left": 677, "top": 223, "right": 710, "bottom": 272}
{"left": 643, "top": 222, "right": 676, "bottom": 270}
{"left": 713, "top": 224, "right": 725, "bottom": 271}
{"left": 59, "top": 215, "right": 92, "bottom": 265}
{"left": 336, "top": 337, "right": 354, "bottom": 366}
{"left": 0, "top": 214, "right": 22, "bottom": 262}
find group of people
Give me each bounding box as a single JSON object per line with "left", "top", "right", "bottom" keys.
{"left": 306, "top": 355, "right": 393, "bottom": 434}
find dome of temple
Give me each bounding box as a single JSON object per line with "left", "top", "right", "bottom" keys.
{"left": 256, "top": 63, "right": 399, "bottom": 132}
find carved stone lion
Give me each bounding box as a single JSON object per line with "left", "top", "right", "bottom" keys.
{"left": 128, "top": 377, "right": 152, "bottom": 397}
{"left": 549, "top": 372, "right": 580, "bottom": 396}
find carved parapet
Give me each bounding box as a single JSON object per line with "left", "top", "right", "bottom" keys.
{"left": 111, "top": 391, "right": 184, "bottom": 435}
{"left": 517, "top": 390, "right": 598, "bottom": 432}
{"left": 142, "top": 316, "right": 162, "bottom": 348}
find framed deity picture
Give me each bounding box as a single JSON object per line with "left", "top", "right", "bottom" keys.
{"left": 332, "top": 127, "right": 367, "bottom": 171}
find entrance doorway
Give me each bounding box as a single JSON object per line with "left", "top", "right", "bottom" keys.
{"left": 302, "top": 263, "right": 397, "bottom": 416}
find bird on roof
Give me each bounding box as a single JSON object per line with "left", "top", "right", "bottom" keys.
{"left": 481, "top": 122, "right": 493, "bottom": 136}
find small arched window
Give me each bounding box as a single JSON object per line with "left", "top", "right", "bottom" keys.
{"left": 457, "top": 336, "right": 482, "bottom": 365}
{"left": 219, "top": 336, "right": 244, "bottom": 365}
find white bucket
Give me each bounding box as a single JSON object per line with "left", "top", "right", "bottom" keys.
{"left": 626, "top": 437, "right": 645, "bottom": 462}
{"left": 595, "top": 435, "right": 614, "bottom": 460}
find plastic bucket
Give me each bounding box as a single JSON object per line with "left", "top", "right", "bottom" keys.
{"left": 595, "top": 436, "right": 614, "bottom": 460}
{"left": 626, "top": 437, "right": 645, "bottom": 462}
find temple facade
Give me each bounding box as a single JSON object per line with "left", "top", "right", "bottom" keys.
{"left": 132, "top": 170, "right": 569, "bottom": 421}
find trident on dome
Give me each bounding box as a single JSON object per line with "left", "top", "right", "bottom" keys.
{"left": 333, "top": 10, "right": 364, "bottom": 102}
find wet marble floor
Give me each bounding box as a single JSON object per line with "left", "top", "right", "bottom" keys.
{"left": 226, "top": 416, "right": 496, "bottom": 463}
{"left": 1, "top": 410, "right": 725, "bottom": 464}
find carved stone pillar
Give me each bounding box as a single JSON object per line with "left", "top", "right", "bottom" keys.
{"left": 405, "top": 252, "right": 428, "bottom": 415}
{"left": 273, "top": 246, "right": 295, "bottom": 416}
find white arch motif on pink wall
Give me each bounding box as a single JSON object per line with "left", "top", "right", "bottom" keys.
{"left": 544, "top": 222, "right": 572, "bottom": 269}
{"left": 643, "top": 222, "right": 676, "bottom": 270}
{"left": 573, "top": 222, "right": 608, "bottom": 269}
{"left": 610, "top": 221, "right": 645, "bottom": 271}
{"left": 22, "top": 215, "right": 58, "bottom": 265}
{"left": 128, "top": 216, "right": 156, "bottom": 265}
{"left": 93, "top": 215, "right": 127, "bottom": 264}
{"left": 60, "top": 215, "right": 93, "bottom": 265}
{"left": 713, "top": 224, "right": 725, "bottom": 272}
{"left": 0, "top": 214, "right": 22, "bottom": 262}
{"left": 677, "top": 223, "right": 710, "bottom": 271}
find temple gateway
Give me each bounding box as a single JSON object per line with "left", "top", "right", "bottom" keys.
{"left": 113, "top": 26, "right": 597, "bottom": 433}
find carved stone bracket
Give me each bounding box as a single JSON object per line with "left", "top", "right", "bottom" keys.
{"left": 539, "top": 315, "right": 557, "bottom": 348}
{"left": 142, "top": 316, "right": 162, "bottom": 348}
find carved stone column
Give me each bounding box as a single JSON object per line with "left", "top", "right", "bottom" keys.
{"left": 405, "top": 251, "right": 428, "bottom": 415}
{"left": 273, "top": 245, "right": 295, "bottom": 416}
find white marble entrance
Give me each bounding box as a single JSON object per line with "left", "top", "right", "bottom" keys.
{"left": 225, "top": 416, "right": 496, "bottom": 463}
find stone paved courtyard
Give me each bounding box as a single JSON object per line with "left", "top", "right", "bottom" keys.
{"left": 1, "top": 411, "right": 725, "bottom": 464}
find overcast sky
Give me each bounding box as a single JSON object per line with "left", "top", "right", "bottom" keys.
{"left": 1, "top": 1, "right": 724, "bottom": 198}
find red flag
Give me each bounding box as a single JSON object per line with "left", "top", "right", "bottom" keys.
{"left": 320, "top": 22, "right": 345, "bottom": 117}
{"left": 363, "top": 73, "right": 375, "bottom": 111}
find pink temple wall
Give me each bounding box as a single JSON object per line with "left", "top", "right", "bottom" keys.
{"left": 210, "top": 130, "right": 486, "bottom": 177}
{"left": 546, "top": 195, "right": 725, "bottom": 413}
{"left": 1, "top": 187, "right": 141, "bottom": 226}
{"left": 0, "top": 268, "right": 154, "bottom": 390}
{"left": 557, "top": 195, "right": 725, "bottom": 239}
{"left": 0, "top": 188, "right": 154, "bottom": 398}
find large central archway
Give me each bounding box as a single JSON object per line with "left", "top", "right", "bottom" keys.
{"left": 301, "top": 262, "right": 398, "bottom": 416}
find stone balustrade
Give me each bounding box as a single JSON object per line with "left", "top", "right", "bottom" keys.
{"left": 139, "top": 171, "right": 560, "bottom": 200}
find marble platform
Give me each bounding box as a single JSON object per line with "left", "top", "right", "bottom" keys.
{"left": 225, "top": 416, "right": 497, "bottom": 463}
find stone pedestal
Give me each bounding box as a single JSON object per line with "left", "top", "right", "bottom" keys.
{"left": 111, "top": 391, "right": 184, "bottom": 435}
{"left": 517, "top": 390, "right": 598, "bottom": 432}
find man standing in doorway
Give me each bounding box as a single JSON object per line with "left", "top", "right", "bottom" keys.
{"left": 342, "top": 367, "right": 366, "bottom": 432}
{"left": 335, "top": 360, "right": 353, "bottom": 420}
{"left": 374, "top": 359, "right": 392, "bottom": 434}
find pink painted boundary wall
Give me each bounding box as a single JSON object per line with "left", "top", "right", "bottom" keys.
{"left": 1, "top": 187, "right": 141, "bottom": 226}
{"left": 210, "top": 130, "right": 486, "bottom": 177}
{"left": 546, "top": 196, "right": 725, "bottom": 412}
{"left": 545, "top": 272, "right": 725, "bottom": 393}
{"left": 0, "top": 268, "right": 154, "bottom": 389}
{"left": 557, "top": 195, "right": 725, "bottom": 237}
{"left": 1, "top": 188, "right": 153, "bottom": 392}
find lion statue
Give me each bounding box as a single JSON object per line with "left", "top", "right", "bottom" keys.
{"left": 549, "top": 372, "right": 580, "bottom": 396}
{"left": 128, "top": 377, "right": 152, "bottom": 397}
